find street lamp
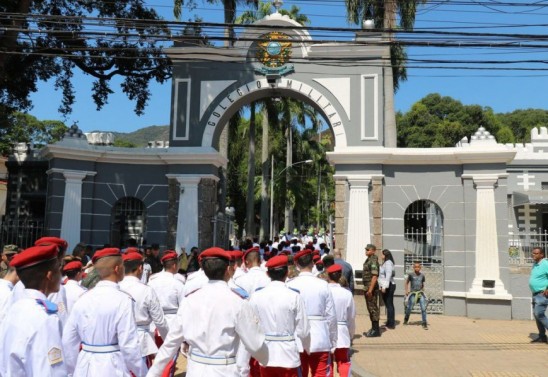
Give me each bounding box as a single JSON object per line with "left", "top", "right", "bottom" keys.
{"left": 270, "top": 158, "right": 313, "bottom": 240}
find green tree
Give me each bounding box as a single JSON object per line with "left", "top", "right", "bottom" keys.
{"left": 0, "top": 0, "right": 172, "bottom": 129}
{"left": 344, "top": 0, "right": 428, "bottom": 147}
{"left": 0, "top": 113, "right": 68, "bottom": 155}
{"left": 496, "top": 126, "right": 516, "bottom": 144}
{"left": 398, "top": 94, "right": 502, "bottom": 147}
{"left": 498, "top": 109, "right": 548, "bottom": 143}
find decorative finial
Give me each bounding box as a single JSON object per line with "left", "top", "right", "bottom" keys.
{"left": 363, "top": 5, "right": 374, "bottom": 29}
{"left": 273, "top": 0, "right": 283, "bottom": 14}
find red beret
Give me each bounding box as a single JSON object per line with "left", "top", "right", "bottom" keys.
{"left": 265, "top": 255, "right": 288, "bottom": 269}
{"left": 63, "top": 260, "right": 83, "bottom": 272}
{"left": 326, "top": 264, "right": 342, "bottom": 274}
{"left": 10, "top": 245, "right": 58, "bottom": 269}
{"left": 229, "top": 250, "right": 244, "bottom": 262}
{"left": 243, "top": 247, "right": 260, "bottom": 260}
{"left": 161, "top": 251, "right": 178, "bottom": 263}
{"left": 92, "top": 248, "right": 121, "bottom": 264}
{"left": 35, "top": 236, "right": 68, "bottom": 251}
{"left": 123, "top": 252, "right": 144, "bottom": 262}
{"left": 313, "top": 254, "right": 321, "bottom": 262}
{"left": 125, "top": 247, "right": 139, "bottom": 254}
{"left": 294, "top": 248, "right": 312, "bottom": 261}
{"left": 199, "top": 247, "right": 230, "bottom": 261}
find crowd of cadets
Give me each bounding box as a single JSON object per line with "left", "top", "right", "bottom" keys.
{"left": 0, "top": 235, "right": 356, "bottom": 377}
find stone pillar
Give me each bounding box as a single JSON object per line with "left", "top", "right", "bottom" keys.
{"left": 170, "top": 175, "right": 201, "bottom": 254}
{"left": 467, "top": 174, "right": 511, "bottom": 299}
{"left": 334, "top": 178, "right": 348, "bottom": 258}
{"left": 371, "top": 176, "right": 384, "bottom": 248}
{"left": 345, "top": 177, "right": 372, "bottom": 271}
{"left": 59, "top": 170, "right": 96, "bottom": 251}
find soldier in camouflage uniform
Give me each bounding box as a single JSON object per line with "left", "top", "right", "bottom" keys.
{"left": 363, "top": 243, "right": 381, "bottom": 337}
{"left": 0, "top": 245, "right": 19, "bottom": 278}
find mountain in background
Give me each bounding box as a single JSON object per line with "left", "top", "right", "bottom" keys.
{"left": 92, "top": 125, "right": 169, "bottom": 147}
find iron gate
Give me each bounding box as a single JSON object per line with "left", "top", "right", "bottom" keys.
{"left": 110, "top": 197, "right": 146, "bottom": 247}
{"left": 0, "top": 216, "right": 45, "bottom": 250}
{"left": 404, "top": 200, "right": 444, "bottom": 314}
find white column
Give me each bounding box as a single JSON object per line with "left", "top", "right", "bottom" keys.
{"left": 345, "top": 177, "right": 372, "bottom": 271}
{"left": 171, "top": 175, "right": 202, "bottom": 253}
{"left": 59, "top": 170, "right": 94, "bottom": 251}
{"left": 468, "top": 175, "right": 511, "bottom": 299}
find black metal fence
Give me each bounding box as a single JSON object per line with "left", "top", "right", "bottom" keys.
{"left": 0, "top": 216, "right": 45, "bottom": 250}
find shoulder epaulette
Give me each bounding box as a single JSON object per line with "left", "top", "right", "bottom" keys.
{"left": 254, "top": 286, "right": 264, "bottom": 292}
{"left": 35, "top": 299, "right": 58, "bottom": 314}
{"left": 231, "top": 287, "right": 249, "bottom": 299}
{"left": 288, "top": 287, "right": 300, "bottom": 294}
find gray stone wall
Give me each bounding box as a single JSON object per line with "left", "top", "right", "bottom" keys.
{"left": 198, "top": 178, "right": 218, "bottom": 249}
{"left": 334, "top": 178, "right": 348, "bottom": 258}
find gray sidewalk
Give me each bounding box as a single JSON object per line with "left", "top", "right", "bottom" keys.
{"left": 350, "top": 298, "right": 548, "bottom": 377}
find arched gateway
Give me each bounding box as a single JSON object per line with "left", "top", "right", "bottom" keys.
{"left": 41, "top": 10, "right": 518, "bottom": 319}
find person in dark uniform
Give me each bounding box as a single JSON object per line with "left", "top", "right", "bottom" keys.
{"left": 363, "top": 243, "right": 381, "bottom": 337}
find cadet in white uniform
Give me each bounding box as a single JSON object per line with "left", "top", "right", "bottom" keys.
{"left": 0, "top": 263, "right": 19, "bottom": 324}
{"left": 183, "top": 268, "right": 208, "bottom": 296}
{"left": 147, "top": 251, "right": 185, "bottom": 329}
{"left": 326, "top": 264, "right": 356, "bottom": 377}
{"left": 120, "top": 251, "right": 169, "bottom": 366}
{"left": 62, "top": 248, "right": 146, "bottom": 377}
{"left": 249, "top": 254, "right": 310, "bottom": 377}
{"left": 147, "top": 247, "right": 269, "bottom": 377}
{"left": 62, "top": 260, "right": 87, "bottom": 313}
{"left": 234, "top": 247, "right": 270, "bottom": 297}
{"left": 0, "top": 244, "right": 67, "bottom": 376}
{"left": 287, "top": 249, "right": 337, "bottom": 377}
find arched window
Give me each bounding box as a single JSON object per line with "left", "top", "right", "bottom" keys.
{"left": 404, "top": 199, "right": 444, "bottom": 263}
{"left": 110, "top": 197, "right": 146, "bottom": 248}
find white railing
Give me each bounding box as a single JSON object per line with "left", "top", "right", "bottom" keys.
{"left": 508, "top": 229, "right": 548, "bottom": 265}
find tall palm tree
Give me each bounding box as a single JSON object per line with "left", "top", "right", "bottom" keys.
{"left": 237, "top": 1, "right": 310, "bottom": 239}
{"left": 345, "top": 0, "right": 427, "bottom": 147}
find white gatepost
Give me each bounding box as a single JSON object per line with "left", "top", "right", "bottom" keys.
{"left": 57, "top": 169, "right": 96, "bottom": 251}
{"left": 345, "top": 176, "right": 372, "bottom": 271}
{"left": 168, "top": 175, "right": 202, "bottom": 254}
{"left": 467, "top": 174, "right": 511, "bottom": 299}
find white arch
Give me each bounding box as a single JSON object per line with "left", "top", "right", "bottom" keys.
{"left": 201, "top": 78, "right": 348, "bottom": 147}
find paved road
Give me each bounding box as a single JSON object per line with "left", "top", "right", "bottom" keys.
{"left": 173, "top": 295, "right": 548, "bottom": 377}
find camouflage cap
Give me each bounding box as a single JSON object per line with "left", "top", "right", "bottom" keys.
{"left": 3, "top": 245, "right": 19, "bottom": 255}
{"left": 365, "top": 243, "right": 376, "bottom": 251}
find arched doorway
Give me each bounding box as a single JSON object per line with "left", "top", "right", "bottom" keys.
{"left": 110, "top": 197, "right": 146, "bottom": 248}
{"left": 404, "top": 199, "right": 444, "bottom": 314}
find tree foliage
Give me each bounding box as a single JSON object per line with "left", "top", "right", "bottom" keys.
{"left": 0, "top": 113, "right": 68, "bottom": 155}
{"left": 0, "top": 0, "right": 172, "bottom": 130}
{"left": 397, "top": 93, "right": 503, "bottom": 147}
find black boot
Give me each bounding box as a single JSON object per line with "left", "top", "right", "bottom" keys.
{"left": 403, "top": 314, "right": 409, "bottom": 325}
{"left": 365, "top": 321, "right": 381, "bottom": 337}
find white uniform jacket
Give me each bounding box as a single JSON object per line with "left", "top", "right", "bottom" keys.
{"left": 64, "top": 279, "right": 87, "bottom": 313}
{"left": 62, "top": 280, "right": 146, "bottom": 377}
{"left": 182, "top": 269, "right": 208, "bottom": 296}
{"left": 0, "top": 289, "right": 67, "bottom": 376}
{"left": 287, "top": 272, "right": 337, "bottom": 353}
{"left": 120, "top": 276, "right": 169, "bottom": 356}
{"left": 10, "top": 280, "right": 69, "bottom": 327}
{"left": 0, "top": 279, "right": 14, "bottom": 324}
{"left": 328, "top": 283, "right": 356, "bottom": 349}
{"left": 147, "top": 271, "right": 185, "bottom": 329}
{"left": 249, "top": 280, "right": 310, "bottom": 368}
{"left": 147, "top": 280, "right": 269, "bottom": 377}
{"left": 234, "top": 266, "right": 271, "bottom": 297}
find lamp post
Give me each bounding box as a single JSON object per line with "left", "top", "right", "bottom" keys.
{"left": 270, "top": 158, "right": 312, "bottom": 240}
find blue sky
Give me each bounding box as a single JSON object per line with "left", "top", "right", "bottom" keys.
{"left": 28, "top": 0, "right": 548, "bottom": 133}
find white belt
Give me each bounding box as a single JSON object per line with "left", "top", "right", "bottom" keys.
{"left": 81, "top": 343, "right": 120, "bottom": 353}
{"left": 337, "top": 321, "right": 347, "bottom": 325}
{"left": 190, "top": 352, "right": 236, "bottom": 365}
{"left": 137, "top": 324, "right": 150, "bottom": 331}
{"left": 265, "top": 334, "right": 295, "bottom": 342}
{"left": 308, "top": 315, "right": 326, "bottom": 321}
{"left": 163, "top": 308, "right": 178, "bottom": 314}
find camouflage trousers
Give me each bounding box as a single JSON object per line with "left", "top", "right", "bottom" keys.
{"left": 364, "top": 285, "right": 380, "bottom": 321}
